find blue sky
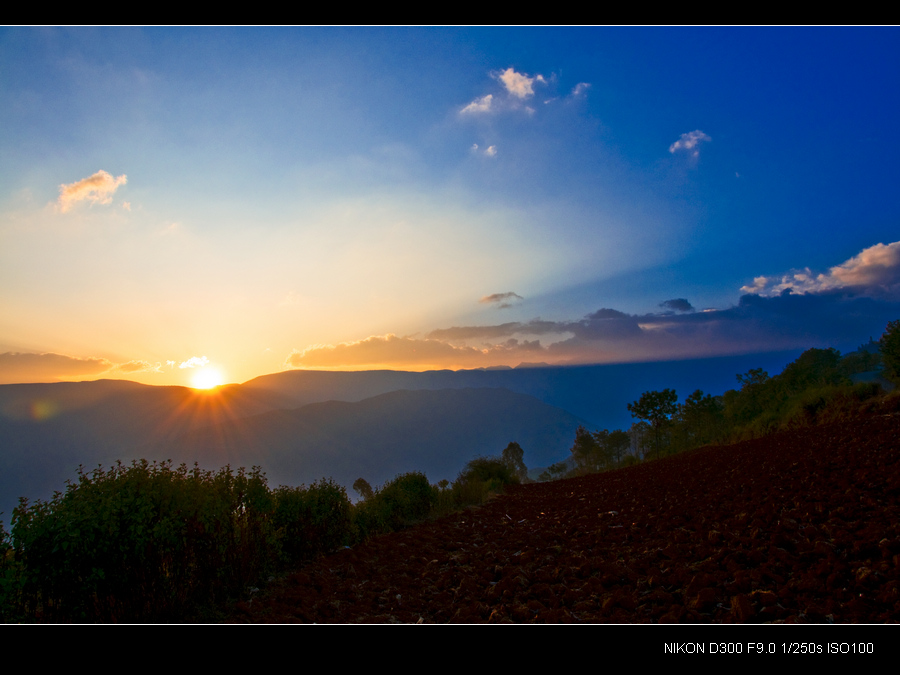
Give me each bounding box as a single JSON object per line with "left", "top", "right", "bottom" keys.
{"left": 1, "top": 27, "right": 898, "bottom": 386}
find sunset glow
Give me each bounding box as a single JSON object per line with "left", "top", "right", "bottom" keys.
{"left": 191, "top": 368, "right": 225, "bottom": 390}
{"left": 1, "top": 27, "right": 898, "bottom": 387}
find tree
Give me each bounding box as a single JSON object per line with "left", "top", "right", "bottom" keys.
{"left": 605, "top": 429, "right": 631, "bottom": 465}
{"left": 501, "top": 441, "right": 528, "bottom": 482}
{"left": 352, "top": 477, "right": 374, "bottom": 502}
{"left": 880, "top": 319, "right": 900, "bottom": 384}
{"left": 675, "top": 389, "right": 723, "bottom": 449}
{"left": 569, "top": 426, "right": 599, "bottom": 472}
{"left": 627, "top": 389, "right": 678, "bottom": 460}
{"left": 736, "top": 368, "right": 769, "bottom": 389}
{"left": 628, "top": 421, "right": 651, "bottom": 460}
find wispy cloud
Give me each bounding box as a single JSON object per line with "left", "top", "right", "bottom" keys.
{"left": 669, "top": 130, "right": 711, "bottom": 158}
{"left": 289, "top": 238, "right": 900, "bottom": 370}
{"left": 741, "top": 241, "right": 900, "bottom": 297}
{"left": 480, "top": 292, "right": 522, "bottom": 308}
{"left": 113, "top": 360, "right": 162, "bottom": 374}
{"left": 460, "top": 94, "right": 493, "bottom": 115}
{"left": 57, "top": 170, "right": 127, "bottom": 212}
{"left": 0, "top": 352, "right": 174, "bottom": 384}
{"left": 0, "top": 352, "right": 113, "bottom": 383}
{"left": 470, "top": 144, "right": 498, "bottom": 157}
{"left": 571, "top": 82, "right": 590, "bottom": 96}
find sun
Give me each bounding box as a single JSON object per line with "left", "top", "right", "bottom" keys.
{"left": 191, "top": 367, "right": 225, "bottom": 390}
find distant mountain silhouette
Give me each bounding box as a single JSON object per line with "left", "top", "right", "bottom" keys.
{"left": 0, "top": 379, "right": 292, "bottom": 522}
{"left": 0, "top": 350, "right": 805, "bottom": 523}
{"left": 139, "top": 388, "right": 586, "bottom": 496}
{"left": 241, "top": 350, "right": 804, "bottom": 430}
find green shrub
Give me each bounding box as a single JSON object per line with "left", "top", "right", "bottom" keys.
{"left": 353, "top": 472, "right": 437, "bottom": 536}
{"left": 451, "top": 456, "right": 519, "bottom": 505}
{"left": 457, "top": 456, "right": 518, "bottom": 488}
{"left": 378, "top": 472, "right": 436, "bottom": 530}
{"left": 9, "top": 460, "right": 276, "bottom": 622}
{"left": 273, "top": 479, "right": 353, "bottom": 563}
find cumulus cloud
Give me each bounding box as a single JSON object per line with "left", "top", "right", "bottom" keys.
{"left": 179, "top": 356, "right": 210, "bottom": 369}
{"left": 287, "top": 285, "right": 900, "bottom": 371}
{"left": 480, "top": 292, "right": 523, "bottom": 308}
{"left": 669, "top": 130, "right": 711, "bottom": 158}
{"left": 460, "top": 68, "right": 552, "bottom": 119}
{"left": 286, "top": 335, "right": 484, "bottom": 369}
{"left": 741, "top": 241, "right": 900, "bottom": 297}
{"left": 285, "top": 240, "right": 900, "bottom": 372}
{"left": 660, "top": 299, "right": 695, "bottom": 313}
{"left": 57, "top": 170, "right": 127, "bottom": 212}
{"left": 460, "top": 94, "right": 493, "bottom": 115}
{"left": 496, "top": 68, "right": 545, "bottom": 99}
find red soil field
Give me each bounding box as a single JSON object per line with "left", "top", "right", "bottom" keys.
{"left": 228, "top": 414, "right": 900, "bottom": 623}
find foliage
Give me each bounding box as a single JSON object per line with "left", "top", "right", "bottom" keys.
{"left": 352, "top": 477, "right": 374, "bottom": 502}
{"left": 354, "top": 472, "right": 437, "bottom": 537}
{"left": 570, "top": 425, "right": 602, "bottom": 472}
{"left": 881, "top": 319, "right": 900, "bottom": 384}
{"left": 452, "top": 455, "right": 520, "bottom": 502}
{"left": 627, "top": 389, "right": 678, "bottom": 459}
{"left": 778, "top": 348, "right": 846, "bottom": 393}
{"left": 501, "top": 442, "right": 528, "bottom": 482}
{"left": 568, "top": 427, "right": 630, "bottom": 474}
{"left": 538, "top": 460, "right": 569, "bottom": 482}
{"left": 672, "top": 390, "right": 723, "bottom": 450}
{"left": 839, "top": 343, "right": 882, "bottom": 378}
{"left": 628, "top": 421, "right": 651, "bottom": 460}
{"left": 273, "top": 479, "right": 352, "bottom": 564}
{"left": 9, "top": 460, "right": 276, "bottom": 622}
{"left": 605, "top": 429, "right": 631, "bottom": 464}
{"left": 457, "top": 456, "right": 518, "bottom": 490}
{"left": 781, "top": 382, "right": 884, "bottom": 428}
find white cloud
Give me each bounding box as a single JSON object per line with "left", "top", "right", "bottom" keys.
{"left": 57, "top": 170, "right": 127, "bottom": 212}
{"left": 669, "top": 130, "right": 711, "bottom": 158}
{"left": 113, "top": 360, "right": 162, "bottom": 374}
{"left": 178, "top": 356, "right": 210, "bottom": 369}
{"left": 571, "top": 82, "right": 591, "bottom": 96}
{"left": 484, "top": 145, "right": 497, "bottom": 157}
{"left": 740, "top": 241, "right": 900, "bottom": 297}
{"left": 497, "top": 68, "right": 543, "bottom": 99}
{"left": 460, "top": 94, "right": 493, "bottom": 115}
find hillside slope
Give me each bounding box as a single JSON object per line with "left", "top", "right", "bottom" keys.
{"left": 230, "top": 414, "right": 900, "bottom": 623}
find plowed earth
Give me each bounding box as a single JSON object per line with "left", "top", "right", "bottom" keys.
{"left": 229, "top": 415, "right": 900, "bottom": 623}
